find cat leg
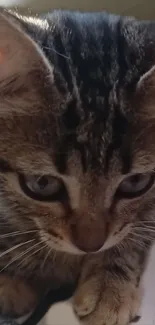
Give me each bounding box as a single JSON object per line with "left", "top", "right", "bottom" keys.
{"left": 73, "top": 246, "right": 147, "bottom": 325}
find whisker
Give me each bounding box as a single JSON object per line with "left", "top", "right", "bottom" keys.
{"left": 115, "top": 242, "right": 124, "bottom": 254}
{"left": 136, "top": 221, "right": 155, "bottom": 225}
{"left": 133, "top": 226, "right": 155, "bottom": 233}
{"left": 117, "top": 239, "right": 129, "bottom": 252}
{"left": 0, "top": 220, "right": 35, "bottom": 226}
{"left": 132, "top": 232, "right": 155, "bottom": 242}
{"left": 0, "top": 241, "right": 43, "bottom": 272}
{"left": 41, "top": 247, "right": 52, "bottom": 270}
{"left": 52, "top": 250, "right": 57, "bottom": 264}
{"left": 0, "top": 239, "right": 35, "bottom": 259}
{"left": 127, "top": 236, "right": 147, "bottom": 249}
{"left": 143, "top": 223, "right": 155, "bottom": 227}
{"left": 42, "top": 46, "right": 70, "bottom": 60}
{"left": 132, "top": 231, "right": 153, "bottom": 238}
{"left": 17, "top": 243, "right": 48, "bottom": 269}
{"left": 0, "top": 230, "right": 37, "bottom": 239}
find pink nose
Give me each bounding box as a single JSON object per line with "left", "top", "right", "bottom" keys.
{"left": 71, "top": 223, "right": 107, "bottom": 253}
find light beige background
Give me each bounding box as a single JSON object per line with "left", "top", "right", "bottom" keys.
{"left": 2, "top": 0, "right": 155, "bottom": 324}
{"left": 3, "top": 0, "right": 155, "bottom": 19}
{"left": 17, "top": 0, "right": 155, "bottom": 19}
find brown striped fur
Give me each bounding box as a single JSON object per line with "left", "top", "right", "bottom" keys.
{"left": 0, "top": 9, "right": 154, "bottom": 324}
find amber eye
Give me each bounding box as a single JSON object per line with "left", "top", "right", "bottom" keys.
{"left": 116, "top": 172, "right": 154, "bottom": 199}
{"left": 19, "top": 174, "right": 67, "bottom": 201}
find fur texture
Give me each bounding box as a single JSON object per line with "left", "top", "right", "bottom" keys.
{"left": 0, "top": 8, "right": 154, "bottom": 324}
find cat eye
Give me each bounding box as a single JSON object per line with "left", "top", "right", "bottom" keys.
{"left": 19, "top": 174, "right": 67, "bottom": 201}
{"left": 116, "top": 172, "right": 154, "bottom": 199}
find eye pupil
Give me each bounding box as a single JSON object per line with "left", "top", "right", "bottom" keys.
{"left": 131, "top": 175, "right": 140, "bottom": 184}
{"left": 38, "top": 176, "right": 48, "bottom": 189}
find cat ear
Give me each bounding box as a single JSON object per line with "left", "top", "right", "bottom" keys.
{"left": 137, "top": 66, "right": 155, "bottom": 93}
{"left": 0, "top": 12, "right": 51, "bottom": 91}
{"left": 0, "top": 12, "right": 54, "bottom": 115}
{"left": 136, "top": 66, "right": 155, "bottom": 119}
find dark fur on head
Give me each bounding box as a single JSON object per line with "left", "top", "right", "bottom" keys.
{"left": 0, "top": 8, "right": 154, "bottom": 323}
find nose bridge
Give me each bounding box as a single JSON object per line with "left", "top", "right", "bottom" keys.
{"left": 77, "top": 188, "right": 106, "bottom": 230}
{"left": 79, "top": 178, "right": 104, "bottom": 220}
{"left": 80, "top": 196, "right": 96, "bottom": 221}
{"left": 71, "top": 181, "right": 108, "bottom": 252}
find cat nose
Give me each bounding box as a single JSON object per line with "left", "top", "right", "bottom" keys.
{"left": 71, "top": 223, "right": 107, "bottom": 253}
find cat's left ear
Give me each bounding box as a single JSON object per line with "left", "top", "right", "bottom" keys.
{"left": 0, "top": 11, "right": 52, "bottom": 90}
{"left": 0, "top": 11, "right": 54, "bottom": 115}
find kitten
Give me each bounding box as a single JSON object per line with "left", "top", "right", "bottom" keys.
{"left": 0, "top": 8, "right": 154, "bottom": 324}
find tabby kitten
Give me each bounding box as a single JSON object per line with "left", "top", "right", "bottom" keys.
{"left": 0, "top": 8, "right": 154, "bottom": 325}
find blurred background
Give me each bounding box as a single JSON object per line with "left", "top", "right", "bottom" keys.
{"left": 2, "top": 0, "right": 155, "bottom": 19}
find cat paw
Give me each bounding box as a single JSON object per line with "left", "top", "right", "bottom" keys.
{"left": 73, "top": 276, "right": 142, "bottom": 325}
{"left": 0, "top": 275, "right": 38, "bottom": 317}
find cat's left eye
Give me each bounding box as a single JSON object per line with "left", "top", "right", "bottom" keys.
{"left": 19, "top": 174, "right": 66, "bottom": 201}
{"left": 116, "top": 172, "right": 154, "bottom": 199}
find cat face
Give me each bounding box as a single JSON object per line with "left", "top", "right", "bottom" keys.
{"left": 0, "top": 10, "right": 155, "bottom": 261}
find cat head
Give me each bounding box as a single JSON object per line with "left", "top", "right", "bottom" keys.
{"left": 0, "top": 10, "right": 155, "bottom": 264}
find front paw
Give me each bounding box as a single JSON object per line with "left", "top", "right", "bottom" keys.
{"left": 73, "top": 276, "right": 142, "bottom": 325}
{"left": 0, "top": 275, "right": 38, "bottom": 317}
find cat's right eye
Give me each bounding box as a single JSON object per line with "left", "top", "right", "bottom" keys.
{"left": 115, "top": 172, "right": 154, "bottom": 199}
{"left": 19, "top": 174, "right": 67, "bottom": 201}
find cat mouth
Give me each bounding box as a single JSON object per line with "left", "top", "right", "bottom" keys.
{"left": 36, "top": 218, "right": 131, "bottom": 255}
{"left": 44, "top": 227, "right": 130, "bottom": 255}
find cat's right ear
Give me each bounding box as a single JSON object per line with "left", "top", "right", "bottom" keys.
{"left": 0, "top": 12, "right": 52, "bottom": 92}
{"left": 135, "top": 65, "right": 155, "bottom": 119}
